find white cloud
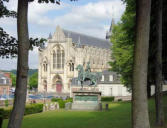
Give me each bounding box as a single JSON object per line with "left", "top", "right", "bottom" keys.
{"left": 0, "top": 0, "right": 125, "bottom": 70}
{"left": 28, "top": 1, "right": 68, "bottom": 24}
{"left": 37, "top": 0, "right": 125, "bottom": 38}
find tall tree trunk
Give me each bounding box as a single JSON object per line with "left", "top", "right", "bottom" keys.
{"left": 132, "top": 0, "right": 151, "bottom": 128}
{"left": 155, "top": 0, "right": 164, "bottom": 126}
{"left": 7, "top": 0, "right": 29, "bottom": 128}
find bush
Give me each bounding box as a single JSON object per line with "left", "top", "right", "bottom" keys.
{"left": 51, "top": 98, "right": 62, "bottom": 102}
{"left": 0, "top": 109, "right": 3, "bottom": 128}
{"left": 3, "top": 108, "right": 12, "bottom": 119}
{"left": 5, "top": 100, "right": 9, "bottom": 107}
{"left": 101, "top": 96, "right": 114, "bottom": 102}
{"left": 57, "top": 99, "right": 65, "bottom": 108}
{"left": 0, "top": 108, "right": 4, "bottom": 118}
{"left": 51, "top": 98, "right": 73, "bottom": 108}
{"left": 118, "top": 99, "right": 122, "bottom": 102}
{"left": 1, "top": 103, "right": 43, "bottom": 119}
{"left": 24, "top": 104, "right": 43, "bottom": 115}
{"left": 66, "top": 98, "right": 73, "bottom": 103}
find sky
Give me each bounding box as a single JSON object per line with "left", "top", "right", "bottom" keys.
{"left": 0, "top": 0, "right": 125, "bottom": 70}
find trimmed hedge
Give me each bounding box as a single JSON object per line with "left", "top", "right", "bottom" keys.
{"left": 101, "top": 96, "right": 114, "bottom": 102}
{"left": 57, "top": 99, "right": 65, "bottom": 108}
{"left": 51, "top": 98, "right": 62, "bottom": 102}
{"left": 0, "top": 103, "right": 43, "bottom": 119}
{"left": 24, "top": 104, "right": 43, "bottom": 115}
{"left": 66, "top": 98, "right": 73, "bottom": 103}
{"left": 3, "top": 108, "right": 11, "bottom": 119}
{"left": 51, "top": 98, "right": 73, "bottom": 108}
{"left": 0, "top": 108, "right": 4, "bottom": 118}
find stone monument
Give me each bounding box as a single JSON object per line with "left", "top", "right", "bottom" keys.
{"left": 71, "top": 62, "right": 102, "bottom": 110}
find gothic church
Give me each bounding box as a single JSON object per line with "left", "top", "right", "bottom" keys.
{"left": 38, "top": 24, "right": 113, "bottom": 94}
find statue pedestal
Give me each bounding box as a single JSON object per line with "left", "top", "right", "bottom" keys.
{"left": 71, "top": 91, "right": 101, "bottom": 111}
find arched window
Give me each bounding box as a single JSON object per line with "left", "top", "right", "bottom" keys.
{"left": 53, "top": 51, "right": 56, "bottom": 69}
{"left": 69, "top": 63, "right": 71, "bottom": 71}
{"left": 52, "top": 45, "right": 65, "bottom": 69}
{"left": 57, "top": 48, "right": 61, "bottom": 69}
{"left": 62, "top": 50, "right": 64, "bottom": 68}
{"left": 71, "top": 63, "right": 74, "bottom": 71}
{"left": 43, "top": 60, "right": 47, "bottom": 72}
{"left": 69, "top": 61, "right": 74, "bottom": 71}
{"left": 43, "top": 64, "right": 45, "bottom": 72}
{"left": 45, "top": 64, "right": 48, "bottom": 71}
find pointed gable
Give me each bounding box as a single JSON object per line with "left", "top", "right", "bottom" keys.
{"left": 52, "top": 26, "right": 66, "bottom": 42}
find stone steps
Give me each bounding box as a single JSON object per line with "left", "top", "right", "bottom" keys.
{"left": 72, "top": 102, "right": 100, "bottom": 110}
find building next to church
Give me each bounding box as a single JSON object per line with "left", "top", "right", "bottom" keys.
{"left": 70, "top": 70, "right": 131, "bottom": 99}
{"left": 0, "top": 71, "right": 12, "bottom": 96}
{"left": 38, "top": 26, "right": 112, "bottom": 94}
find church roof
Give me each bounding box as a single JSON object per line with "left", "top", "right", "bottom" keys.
{"left": 63, "top": 29, "right": 112, "bottom": 49}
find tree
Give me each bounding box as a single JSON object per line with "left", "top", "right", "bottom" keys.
{"left": 110, "top": 0, "right": 166, "bottom": 127}
{"left": 109, "top": 0, "right": 135, "bottom": 89}
{"left": 10, "top": 73, "right": 16, "bottom": 86}
{"left": 154, "top": 0, "right": 164, "bottom": 126}
{"left": 162, "top": 0, "right": 167, "bottom": 81}
{"left": 7, "top": 1, "right": 76, "bottom": 128}
{"left": 0, "top": 0, "right": 17, "bottom": 58}
{"left": 0, "top": 0, "right": 46, "bottom": 58}
{"left": 29, "top": 72, "right": 38, "bottom": 89}
{"left": 132, "top": 0, "right": 151, "bottom": 128}
{"left": 110, "top": 0, "right": 154, "bottom": 98}
{"left": 7, "top": 0, "right": 29, "bottom": 127}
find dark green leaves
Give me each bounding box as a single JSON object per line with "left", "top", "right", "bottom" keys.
{"left": 0, "top": 27, "right": 18, "bottom": 58}
{"left": 0, "top": 27, "right": 47, "bottom": 58}
{"left": 109, "top": 0, "right": 135, "bottom": 89}
{"left": 0, "top": 0, "right": 17, "bottom": 18}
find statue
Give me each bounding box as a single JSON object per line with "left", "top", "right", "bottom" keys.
{"left": 85, "top": 61, "right": 91, "bottom": 72}
{"left": 76, "top": 62, "right": 102, "bottom": 89}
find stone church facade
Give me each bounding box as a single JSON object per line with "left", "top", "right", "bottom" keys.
{"left": 38, "top": 26, "right": 112, "bottom": 94}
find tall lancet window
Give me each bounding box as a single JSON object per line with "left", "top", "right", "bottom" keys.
{"left": 62, "top": 50, "right": 65, "bottom": 68}
{"left": 57, "top": 48, "right": 61, "bottom": 69}
{"left": 53, "top": 51, "right": 56, "bottom": 69}
{"left": 53, "top": 45, "right": 65, "bottom": 70}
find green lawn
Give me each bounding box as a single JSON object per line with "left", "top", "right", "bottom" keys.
{"left": 2, "top": 97, "right": 167, "bottom": 128}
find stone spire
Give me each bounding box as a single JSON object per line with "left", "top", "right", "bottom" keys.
{"left": 106, "top": 18, "right": 115, "bottom": 40}
{"left": 109, "top": 18, "right": 115, "bottom": 32}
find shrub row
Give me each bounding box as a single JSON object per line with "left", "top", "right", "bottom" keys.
{"left": 101, "top": 96, "right": 114, "bottom": 102}
{"left": 0, "top": 103, "right": 43, "bottom": 119}
{"left": 51, "top": 98, "right": 73, "bottom": 108}
{"left": 24, "top": 104, "right": 43, "bottom": 115}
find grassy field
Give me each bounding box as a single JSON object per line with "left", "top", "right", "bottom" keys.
{"left": 2, "top": 97, "right": 167, "bottom": 128}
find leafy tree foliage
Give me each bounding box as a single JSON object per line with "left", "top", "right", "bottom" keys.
{"left": 0, "top": 0, "right": 47, "bottom": 58}
{"left": 110, "top": 0, "right": 167, "bottom": 89}
{"left": 109, "top": 0, "right": 135, "bottom": 88}
{"left": 29, "top": 72, "right": 38, "bottom": 89}
{"left": 0, "top": 0, "right": 18, "bottom": 58}
{"left": 5, "top": 1, "right": 77, "bottom": 128}
{"left": 0, "top": 0, "right": 17, "bottom": 18}
{"left": 10, "top": 73, "right": 16, "bottom": 86}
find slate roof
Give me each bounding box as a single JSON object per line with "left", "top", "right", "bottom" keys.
{"left": 63, "top": 29, "right": 112, "bottom": 49}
